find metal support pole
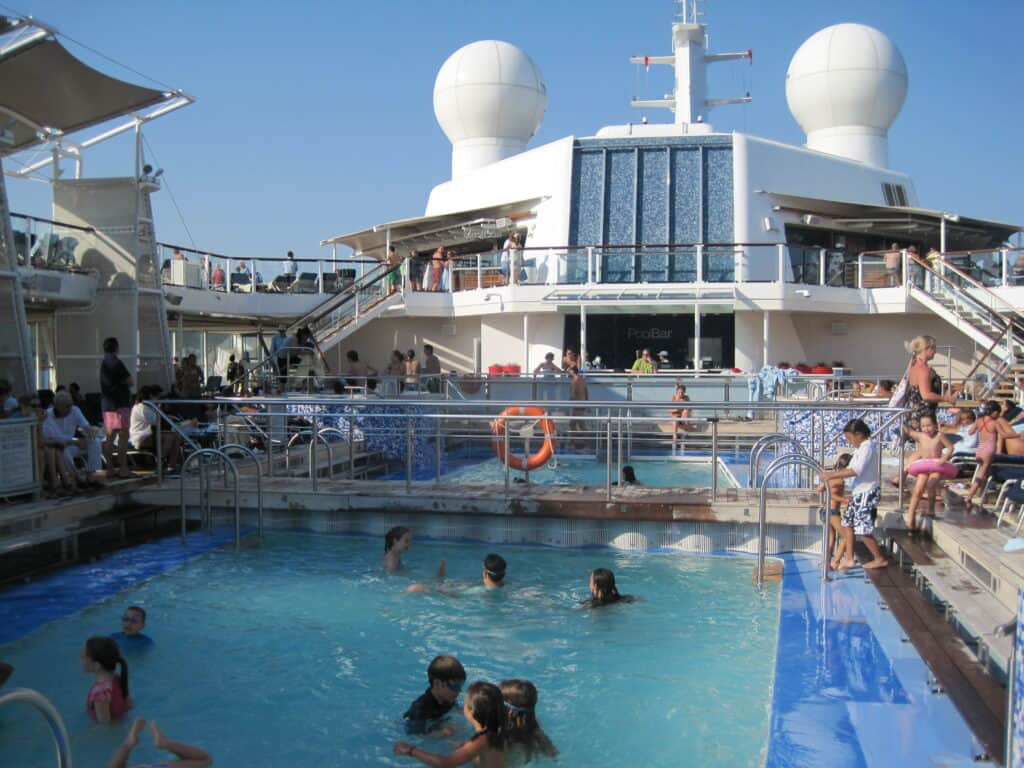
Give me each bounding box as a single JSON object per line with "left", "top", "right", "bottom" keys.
{"left": 155, "top": 414, "right": 163, "bottom": 483}
{"left": 694, "top": 305, "right": 702, "bottom": 371}
{"left": 503, "top": 418, "right": 511, "bottom": 492}
{"left": 819, "top": 247, "right": 826, "bottom": 286}
{"left": 696, "top": 244, "right": 704, "bottom": 283}
{"left": 311, "top": 415, "right": 319, "bottom": 491}
{"left": 616, "top": 410, "right": 623, "bottom": 487}
{"left": 605, "top": 411, "right": 613, "bottom": 501}
{"left": 349, "top": 414, "right": 356, "bottom": 479}
{"left": 406, "top": 416, "right": 414, "bottom": 493}
{"left": 776, "top": 243, "right": 786, "bottom": 283}
{"left": 435, "top": 416, "right": 442, "bottom": 483}
{"left": 476, "top": 254, "right": 482, "bottom": 291}
{"left": 711, "top": 419, "right": 719, "bottom": 502}
{"left": 587, "top": 246, "right": 594, "bottom": 284}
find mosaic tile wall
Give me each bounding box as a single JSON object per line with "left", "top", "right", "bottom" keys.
{"left": 568, "top": 135, "right": 734, "bottom": 282}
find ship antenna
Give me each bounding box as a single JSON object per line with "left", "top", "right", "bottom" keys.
{"left": 630, "top": 0, "right": 750, "bottom": 128}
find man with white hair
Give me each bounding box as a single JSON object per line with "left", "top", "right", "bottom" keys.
{"left": 43, "top": 390, "right": 102, "bottom": 487}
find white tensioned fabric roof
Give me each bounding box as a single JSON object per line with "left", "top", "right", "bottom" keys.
{"left": 323, "top": 197, "right": 545, "bottom": 257}
{"left": 0, "top": 34, "right": 168, "bottom": 155}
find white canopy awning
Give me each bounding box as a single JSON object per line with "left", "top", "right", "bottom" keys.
{"left": 769, "top": 193, "right": 1020, "bottom": 250}
{"left": 0, "top": 21, "right": 176, "bottom": 155}
{"left": 322, "top": 197, "right": 546, "bottom": 257}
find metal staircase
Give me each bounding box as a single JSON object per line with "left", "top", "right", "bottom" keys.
{"left": 288, "top": 261, "right": 403, "bottom": 357}
{"left": 907, "top": 254, "right": 1024, "bottom": 398}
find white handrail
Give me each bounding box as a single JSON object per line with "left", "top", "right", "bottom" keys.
{"left": 0, "top": 688, "right": 73, "bottom": 767}
{"left": 757, "top": 454, "right": 828, "bottom": 587}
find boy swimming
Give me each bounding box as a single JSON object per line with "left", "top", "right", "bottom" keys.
{"left": 403, "top": 655, "right": 467, "bottom": 735}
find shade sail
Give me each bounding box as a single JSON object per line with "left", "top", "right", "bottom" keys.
{"left": 769, "top": 193, "right": 1020, "bottom": 251}
{"left": 0, "top": 37, "right": 167, "bottom": 154}
{"left": 323, "top": 197, "right": 546, "bottom": 256}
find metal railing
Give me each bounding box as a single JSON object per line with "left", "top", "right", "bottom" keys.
{"left": 0, "top": 688, "right": 72, "bottom": 767}
{"left": 757, "top": 454, "right": 828, "bottom": 588}
{"left": 748, "top": 434, "right": 809, "bottom": 488}
{"left": 179, "top": 448, "right": 241, "bottom": 549}
{"left": 221, "top": 443, "right": 264, "bottom": 541}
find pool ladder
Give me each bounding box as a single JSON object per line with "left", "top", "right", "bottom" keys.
{"left": 0, "top": 688, "right": 72, "bottom": 767}
{"left": 179, "top": 446, "right": 265, "bottom": 549}
{"left": 756, "top": 454, "right": 829, "bottom": 588}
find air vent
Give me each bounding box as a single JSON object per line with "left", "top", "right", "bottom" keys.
{"left": 882, "top": 182, "right": 909, "bottom": 207}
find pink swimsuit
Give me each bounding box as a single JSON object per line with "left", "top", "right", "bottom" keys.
{"left": 86, "top": 678, "right": 129, "bottom": 721}
{"left": 975, "top": 418, "right": 997, "bottom": 461}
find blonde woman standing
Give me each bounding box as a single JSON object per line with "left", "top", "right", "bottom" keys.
{"left": 905, "top": 335, "right": 955, "bottom": 431}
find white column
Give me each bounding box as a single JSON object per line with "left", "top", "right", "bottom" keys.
{"left": 762, "top": 311, "right": 770, "bottom": 369}
{"left": 522, "top": 314, "right": 529, "bottom": 369}
{"left": 580, "top": 305, "right": 588, "bottom": 367}
{"left": 693, "top": 305, "right": 702, "bottom": 370}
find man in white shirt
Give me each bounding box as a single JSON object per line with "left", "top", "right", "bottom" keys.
{"left": 43, "top": 391, "right": 102, "bottom": 482}
{"left": 282, "top": 250, "right": 297, "bottom": 278}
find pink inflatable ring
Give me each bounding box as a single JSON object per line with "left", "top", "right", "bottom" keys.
{"left": 907, "top": 459, "right": 958, "bottom": 479}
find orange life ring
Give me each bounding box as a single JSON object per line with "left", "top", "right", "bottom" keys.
{"left": 492, "top": 406, "right": 557, "bottom": 471}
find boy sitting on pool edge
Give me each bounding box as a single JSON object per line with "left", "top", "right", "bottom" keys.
{"left": 110, "top": 606, "right": 154, "bottom": 651}
{"left": 403, "top": 655, "right": 467, "bottom": 734}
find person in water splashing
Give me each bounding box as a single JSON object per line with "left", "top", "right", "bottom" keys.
{"left": 384, "top": 526, "right": 446, "bottom": 578}
{"left": 407, "top": 553, "right": 506, "bottom": 595}
{"left": 107, "top": 718, "right": 212, "bottom": 768}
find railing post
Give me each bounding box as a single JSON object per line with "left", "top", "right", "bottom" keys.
{"left": 710, "top": 418, "right": 719, "bottom": 502}
{"left": 503, "top": 418, "right": 511, "bottom": 492}
{"left": 155, "top": 414, "right": 163, "bottom": 484}
{"left": 605, "top": 410, "right": 612, "bottom": 501}
{"left": 348, "top": 414, "right": 356, "bottom": 479}
{"left": 596, "top": 248, "right": 603, "bottom": 283}
{"left": 203, "top": 254, "right": 210, "bottom": 289}
{"left": 776, "top": 243, "right": 785, "bottom": 283}
{"left": 819, "top": 247, "right": 826, "bottom": 286}
{"left": 476, "top": 254, "right": 482, "bottom": 291}
{"left": 587, "top": 246, "right": 594, "bottom": 284}
{"left": 251, "top": 259, "right": 256, "bottom": 288}
{"left": 435, "top": 416, "right": 442, "bottom": 483}
{"left": 857, "top": 254, "right": 864, "bottom": 289}
{"left": 310, "top": 416, "right": 319, "bottom": 491}
{"left": 1002, "top": 248, "right": 1009, "bottom": 287}
{"left": 406, "top": 416, "right": 414, "bottom": 492}
{"left": 318, "top": 260, "right": 324, "bottom": 294}
{"left": 696, "top": 244, "right": 704, "bottom": 283}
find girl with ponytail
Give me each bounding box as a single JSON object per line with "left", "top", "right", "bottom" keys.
{"left": 499, "top": 679, "right": 558, "bottom": 763}
{"left": 82, "top": 636, "right": 132, "bottom": 722}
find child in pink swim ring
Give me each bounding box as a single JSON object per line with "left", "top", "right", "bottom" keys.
{"left": 82, "top": 636, "right": 131, "bottom": 723}
{"left": 107, "top": 718, "right": 212, "bottom": 768}
{"left": 904, "top": 414, "right": 955, "bottom": 530}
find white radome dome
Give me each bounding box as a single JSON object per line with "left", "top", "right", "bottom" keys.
{"left": 433, "top": 40, "right": 547, "bottom": 178}
{"left": 785, "top": 23, "right": 908, "bottom": 167}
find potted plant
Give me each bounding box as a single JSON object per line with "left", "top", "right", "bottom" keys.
{"left": 811, "top": 361, "right": 833, "bottom": 374}
{"left": 487, "top": 364, "right": 503, "bottom": 377}
{"left": 777, "top": 361, "right": 791, "bottom": 369}
{"left": 502, "top": 363, "right": 521, "bottom": 376}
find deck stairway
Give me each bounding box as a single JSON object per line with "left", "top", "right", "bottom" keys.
{"left": 907, "top": 254, "right": 1024, "bottom": 399}
{"left": 290, "top": 261, "right": 403, "bottom": 360}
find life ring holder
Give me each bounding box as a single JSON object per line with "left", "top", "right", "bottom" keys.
{"left": 492, "top": 406, "right": 557, "bottom": 471}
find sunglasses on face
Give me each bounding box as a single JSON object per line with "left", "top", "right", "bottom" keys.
{"left": 121, "top": 614, "right": 141, "bottom": 624}
{"left": 445, "top": 681, "right": 464, "bottom": 694}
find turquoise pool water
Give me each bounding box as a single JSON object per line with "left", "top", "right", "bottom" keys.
{"left": 0, "top": 533, "right": 779, "bottom": 767}
{"left": 444, "top": 456, "right": 737, "bottom": 487}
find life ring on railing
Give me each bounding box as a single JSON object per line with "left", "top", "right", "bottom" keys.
{"left": 907, "top": 459, "right": 958, "bottom": 479}
{"left": 492, "top": 406, "right": 557, "bottom": 471}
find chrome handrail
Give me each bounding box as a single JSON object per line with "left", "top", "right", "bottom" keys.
{"left": 179, "top": 448, "right": 241, "bottom": 549}
{"left": 757, "top": 454, "right": 828, "bottom": 587}
{"left": 749, "top": 434, "right": 808, "bottom": 487}
{"left": 0, "top": 688, "right": 73, "bottom": 767}
{"left": 285, "top": 430, "right": 334, "bottom": 480}
{"left": 220, "top": 443, "right": 264, "bottom": 541}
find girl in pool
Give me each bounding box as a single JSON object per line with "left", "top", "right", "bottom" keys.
{"left": 584, "top": 568, "right": 636, "bottom": 607}
{"left": 499, "top": 679, "right": 558, "bottom": 764}
{"left": 385, "top": 526, "right": 447, "bottom": 578}
{"left": 903, "top": 414, "right": 955, "bottom": 529}
{"left": 82, "top": 636, "right": 131, "bottom": 723}
{"left": 384, "top": 526, "right": 413, "bottom": 572}
{"left": 394, "top": 680, "right": 507, "bottom": 767}
{"left": 108, "top": 718, "right": 212, "bottom": 768}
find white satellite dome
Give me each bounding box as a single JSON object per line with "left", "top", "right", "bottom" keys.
{"left": 785, "top": 23, "right": 908, "bottom": 168}
{"left": 433, "top": 40, "right": 547, "bottom": 179}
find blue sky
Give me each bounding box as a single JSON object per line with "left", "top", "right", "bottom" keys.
{"left": 6, "top": 0, "right": 1023, "bottom": 266}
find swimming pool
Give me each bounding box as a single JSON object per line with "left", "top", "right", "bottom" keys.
{"left": 441, "top": 455, "right": 738, "bottom": 487}
{"left": 0, "top": 532, "right": 779, "bottom": 767}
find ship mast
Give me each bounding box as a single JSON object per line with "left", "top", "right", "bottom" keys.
{"left": 630, "top": 0, "right": 751, "bottom": 128}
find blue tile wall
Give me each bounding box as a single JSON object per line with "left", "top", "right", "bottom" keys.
{"left": 568, "top": 136, "right": 733, "bottom": 283}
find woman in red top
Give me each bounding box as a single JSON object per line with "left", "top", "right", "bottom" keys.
{"left": 82, "top": 636, "right": 131, "bottom": 723}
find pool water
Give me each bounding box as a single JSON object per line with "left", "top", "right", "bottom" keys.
{"left": 443, "top": 456, "right": 737, "bottom": 487}
{"left": 0, "top": 533, "right": 780, "bottom": 767}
